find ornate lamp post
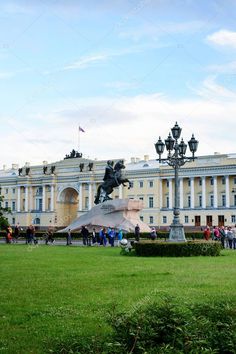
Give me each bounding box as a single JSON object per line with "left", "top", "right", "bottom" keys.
{"left": 155, "top": 122, "right": 198, "bottom": 241}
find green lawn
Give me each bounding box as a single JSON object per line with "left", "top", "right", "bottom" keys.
{"left": 0, "top": 244, "right": 236, "bottom": 354}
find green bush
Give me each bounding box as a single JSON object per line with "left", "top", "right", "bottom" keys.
{"left": 50, "top": 298, "right": 236, "bottom": 354}
{"left": 124, "top": 232, "right": 207, "bottom": 241}
{"left": 133, "top": 241, "right": 222, "bottom": 257}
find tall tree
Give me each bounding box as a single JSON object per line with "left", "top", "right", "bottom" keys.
{"left": 0, "top": 195, "right": 10, "bottom": 229}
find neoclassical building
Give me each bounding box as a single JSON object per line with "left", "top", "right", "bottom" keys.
{"left": 0, "top": 151, "right": 236, "bottom": 229}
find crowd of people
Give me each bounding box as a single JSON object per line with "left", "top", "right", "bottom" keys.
{"left": 4, "top": 223, "right": 124, "bottom": 247}
{"left": 4, "top": 223, "right": 236, "bottom": 250}
{"left": 66, "top": 226, "right": 124, "bottom": 247}
{"left": 5, "top": 223, "right": 55, "bottom": 245}
{"left": 203, "top": 225, "right": 236, "bottom": 249}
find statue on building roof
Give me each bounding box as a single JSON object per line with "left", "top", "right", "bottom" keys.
{"left": 64, "top": 150, "right": 83, "bottom": 159}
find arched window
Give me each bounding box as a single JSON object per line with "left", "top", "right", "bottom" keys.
{"left": 33, "top": 218, "right": 40, "bottom": 225}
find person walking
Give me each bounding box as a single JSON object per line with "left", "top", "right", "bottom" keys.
{"left": 150, "top": 227, "right": 157, "bottom": 240}
{"left": 213, "top": 226, "right": 220, "bottom": 241}
{"left": 26, "top": 225, "right": 31, "bottom": 244}
{"left": 109, "top": 228, "right": 116, "bottom": 247}
{"left": 232, "top": 225, "right": 236, "bottom": 250}
{"left": 81, "top": 226, "right": 89, "bottom": 246}
{"left": 92, "top": 228, "right": 97, "bottom": 245}
{"left": 6, "top": 226, "right": 13, "bottom": 244}
{"left": 13, "top": 223, "right": 20, "bottom": 243}
{"left": 99, "top": 227, "right": 107, "bottom": 246}
{"left": 117, "top": 228, "right": 123, "bottom": 246}
{"left": 45, "top": 226, "right": 55, "bottom": 245}
{"left": 66, "top": 229, "right": 72, "bottom": 245}
{"left": 227, "top": 227, "right": 234, "bottom": 249}
{"left": 134, "top": 224, "right": 140, "bottom": 242}
{"left": 203, "top": 226, "right": 211, "bottom": 241}
{"left": 219, "top": 226, "right": 226, "bottom": 248}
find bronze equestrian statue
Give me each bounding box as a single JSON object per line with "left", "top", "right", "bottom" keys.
{"left": 94, "top": 160, "right": 131, "bottom": 204}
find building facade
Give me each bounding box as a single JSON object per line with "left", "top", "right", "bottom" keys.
{"left": 1, "top": 152, "right": 236, "bottom": 229}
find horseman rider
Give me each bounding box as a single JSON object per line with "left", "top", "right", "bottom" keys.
{"left": 94, "top": 160, "right": 131, "bottom": 204}
{"left": 103, "top": 160, "right": 114, "bottom": 182}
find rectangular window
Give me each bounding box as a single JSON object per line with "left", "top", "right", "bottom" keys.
{"left": 129, "top": 181, "right": 134, "bottom": 188}
{"left": 149, "top": 181, "right": 153, "bottom": 188}
{"left": 188, "top": 196, "right": 191, "bottom": 208}
{"left": 166, "top": 196, "right": 169, "bottom": 208}
{"left": 231, "top": 215, "right": 236, "bottom": 223}
{"left": 210, "top": 178, "right": 214, "bottom": 186}
{"left": 222, "top": 194, "right": 226, "bottom": 207}
{"left": 36, "top": 199, "right": 42, "bottom": 211}
{"left": 139, "top": 181, "right": 143, "bottom": 188}
{"left": 149, "top": 197, "right": 154, "bottom": 208}
{"left": 139, "top": 197, "right": 144, "bottom": 201}
{"left": 5, "top": 188, "right": 8, "bottom": 194}
{"left": 210, "top": 195, "right": 214, "bottom": 207}
{"left": 12, "top": 188, "right": 15, "bottom": 194}
{"left": 149, "top": 216, "right": 153, "bottom": 224}
{"left": 188, "top": 179, "right": 191, "bottom": 187}
{"left": 5, "top": 201, "right": 8, "bottom": 208}
{"left": 12, "top": 201, "right": 16, "bottom": 211}
{"left": 12, "top": 217, "right": 15, "bottom": 224}
{"left": 85, "top": 197, "right": 89, "bottom": 209}
{"left": 199, "top": 178, "right": 202, "bottom": 186}
{"left": 222, "top": 176, "right": 225, "bottom": 185}
{"left": 85, "top": 184, "right": 89, "bottom": 190}
{"left": 199, "top": 195, "right": 202, "bottom": 207}
{"left": 166, "top": 180, "right": 169, "bottom": 187}
{"left": 163, "top": 216, "right": 167, "bottom": 224}
{"left": 47, "top": 186, "right": 51, "bottom": 192}
{"left": 234, "top": 177, "right": 236, "bottom": 185}
{"left": 48, "top": 198, "right": 51, "bottom": 210}
{"left": 234, "top": 195, "right": 236, "bottom": 206}
{"left": 140, "top": 216, "right": 143, "bottom": 221}
{"left": 184, "top": 215, "right": 189, "bottom": 223}
{"left": 36, "top": 187, "right": 42, "bottom": 196}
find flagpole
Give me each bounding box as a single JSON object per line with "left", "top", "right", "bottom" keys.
{"left": 78, "top": 125, "right": 80, "bottom": 152}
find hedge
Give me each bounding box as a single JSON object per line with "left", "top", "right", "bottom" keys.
{"left": 0, "top": 231, "right": 213, "bottom": 241}
{"left": 133, "top": 240, "right": 222, "bottom": 257}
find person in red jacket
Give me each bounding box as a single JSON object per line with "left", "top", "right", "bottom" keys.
{"left": 203, "top": 226, "right": 211, "bottom": 240}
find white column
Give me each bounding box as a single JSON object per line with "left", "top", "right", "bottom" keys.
{"left": 179, "top": 178, "right": 183, "bottom": 209}
{"left": 79, "top": 183, "right": 83, "bottom": 211}
{"left": 93, "top": 183, "right": 97, "bottom": 203}
{"left": 169, "top": 178, "right": 173, "bottom": 209}
{"left": 29, "top": 187, "right": 33, "bottom": 211}
{"left": 42, "top": 185, "right": 46, "bottom": 212}
{"left": 225, "top": 175, "right": 230, "bottom": 208}
{"left": 50, "top": 185, "right": 54, "bottom": 211}
{"left": 119, "top": 184, "right": 123, "bottom": 199}
{"left": 17, "top": 186, "right": 21, "bottom": 212}
{"left": 88, "top": 183, "right": 92, "bottom": 210}
{"left": 213, "top": 176, "right": 218, "bottom": 208}
{"left": 25, "top": 186, "right": 28, "bottom": 212}
{"left": 202, "top": 177, "right": 206, "bottom": 208}
{"left": 190, "top": 177, "right": 195, "bottom": 209}
{"left": 159, "top": 179, "right": 163, "bottom": 209}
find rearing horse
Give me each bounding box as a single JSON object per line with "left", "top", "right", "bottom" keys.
{"left": 94, "top": 160, "right": 131, "bottom": 204}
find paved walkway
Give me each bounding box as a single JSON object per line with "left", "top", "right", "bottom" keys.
{"left": 0, "top": 238, "right": 120, "bottom": 247}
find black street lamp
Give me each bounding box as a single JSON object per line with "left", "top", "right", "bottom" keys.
{"left": 155, "top": 122, "right": 198, "bottom": 241}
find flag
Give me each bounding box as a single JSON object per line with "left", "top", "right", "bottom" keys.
{"left": 79, "top": 126, "right": 85, "bottom": 133}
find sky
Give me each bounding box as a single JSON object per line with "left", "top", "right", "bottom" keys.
{"left": 1, "top": 0, "right": 236, "bottom": 167}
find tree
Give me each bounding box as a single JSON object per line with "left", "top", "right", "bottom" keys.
{"left": 0, "top": 195, "right": 11, "bottom": 230}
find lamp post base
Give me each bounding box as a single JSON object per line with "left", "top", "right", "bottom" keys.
{"left": 169, "top": 223, "right": 186, "bottom": 242}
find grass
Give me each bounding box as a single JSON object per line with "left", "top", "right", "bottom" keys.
{"left": 0, "top": 244, "right": 236, "bottom": 354}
